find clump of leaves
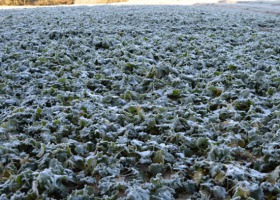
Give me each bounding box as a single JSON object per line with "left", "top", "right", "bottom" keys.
{"left": 233, "top": 99, "right": 253, "bottom": 111}
{"left": 167, "top": 89, "right": 181, "bottom": 99}
{"left": 196, "top": 137, "right": 209, "bottom": 150}
{"left": 208, "top": 86, "right": 223, "bottom": 97}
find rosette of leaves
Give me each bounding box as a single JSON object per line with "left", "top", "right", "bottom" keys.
{"left": 125, "top": 186, "right": 150, "bottom": 200}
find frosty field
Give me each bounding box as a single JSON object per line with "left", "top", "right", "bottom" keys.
{"left": 0, "top": 4, "right": 280, "bottom": 199}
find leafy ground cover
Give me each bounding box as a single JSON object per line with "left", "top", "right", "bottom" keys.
{"left": 0, "top": 5, "right": 279, "bottom": 199}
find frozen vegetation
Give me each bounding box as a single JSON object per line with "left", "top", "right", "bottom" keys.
{"left": 0, "top": 5, "right": 279, "bottom": 199}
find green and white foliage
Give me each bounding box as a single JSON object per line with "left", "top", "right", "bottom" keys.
{"left": 0, "top": 5, "right": 279, "bottom": 199}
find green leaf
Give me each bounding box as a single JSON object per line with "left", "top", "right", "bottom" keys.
{"left": 196, "top": 137, "right": 209, "bottom": 150}
{"left": 233, "top": 185, "right": 250, "bottom": 198}
{"left": 153, "top": 150, "right": 165, "bottom": 164}
{"left": 228, "top": 64, "right": 237, "bottom": 70}
{"left": 148, "top": 163, "right": 165, "bottom": 176}
{"left": 36, "top": 107, "right": 42, "bottom": 115}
